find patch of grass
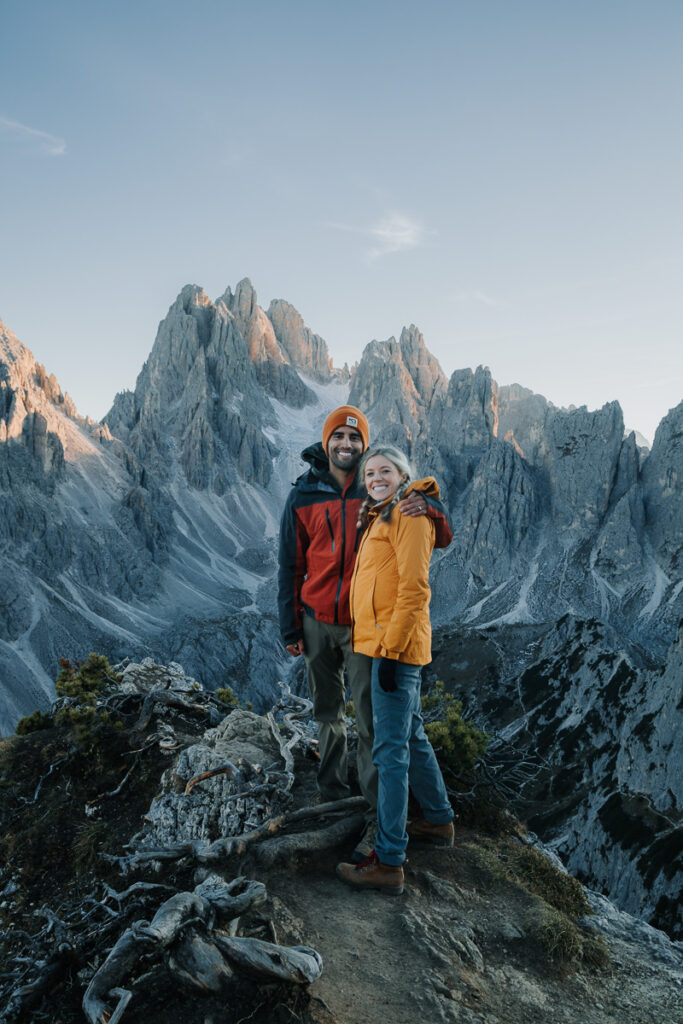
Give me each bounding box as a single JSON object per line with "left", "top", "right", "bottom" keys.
{"left": 460, "top": 841, "right": 508, "bottom": 891}
{"left": 73, "top": 820, "right": 109, "bottom": 870}
{"left": 525, "top": 901, "right": 583, "bottom": 964}
{"left": 580, "top": 934, "right": 611, "bottom": 971}
{"left": 500, "top": 839, "right": 590, "bottom": 919}
{"left": 462, "top": 836, "right": 610, "bottom": 972}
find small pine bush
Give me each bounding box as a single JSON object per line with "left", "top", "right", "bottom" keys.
{"left": 215, "top": 687, "right": 239, "bottom": 708}
{"left": 16, "top": 709, "right": 54, "bottom": 735}
{"left": 422, "top": 681, "right": 488, "bottom": 777}
{"left": 55, "top": 653, "right": 121, "bottom": 699}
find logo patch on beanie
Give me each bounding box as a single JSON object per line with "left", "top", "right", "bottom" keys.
{"left": 346, "top": 415, "right": 358, "bottom": 427}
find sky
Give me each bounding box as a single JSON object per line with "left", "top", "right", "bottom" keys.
{"left": 1, "top": 0, "right": 681, "bottom": 445}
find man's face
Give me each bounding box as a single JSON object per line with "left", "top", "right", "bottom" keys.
{"left": 327, "top": 425, "right": 364, "bottom": 473}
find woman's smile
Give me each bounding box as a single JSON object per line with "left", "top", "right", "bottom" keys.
{"left": 364, "top": 455, "right": 406, "bottom": 501}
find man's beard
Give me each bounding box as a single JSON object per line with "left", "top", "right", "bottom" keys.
{"left": 328, "top": 449, "right": 362, "bottom": 472}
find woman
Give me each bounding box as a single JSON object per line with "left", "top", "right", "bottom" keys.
{"left": 336, "top": 446, "right": 454, "bottom": 895}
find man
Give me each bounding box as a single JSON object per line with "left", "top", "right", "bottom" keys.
{"left": 278, "top": 405, "right": 452, "bottom": 861}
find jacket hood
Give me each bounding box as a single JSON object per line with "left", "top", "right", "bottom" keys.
{"left": 405, "top": 476, "right": 440, "bottom": 499}
{"left": 301, "top": 441, "right": 330, "bottom": 474}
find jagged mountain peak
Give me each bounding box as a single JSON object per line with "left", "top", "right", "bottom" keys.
{"left": 349, "top": 326, "right": 448, "bottom": 443}
{"left": 230, "top": 276, "right": 258, "bottom": 320}
{"left": 0, "top": 314, "right": 111, "bottom": 457}
{"left": 267, "top": 297, "right": 335, "bottom": 382}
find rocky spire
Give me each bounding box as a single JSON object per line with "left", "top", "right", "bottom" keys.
{"left": 349, "top": 325, "right": 447, "bottom": 451}
{"left": 0, "top": 316, "right": 78, "bottom": 447}
{"left": 267, "top": 298, "right": 334, "bottom": 382}
{"left": 641, "top": 400, "right": 683, "bottom": 575}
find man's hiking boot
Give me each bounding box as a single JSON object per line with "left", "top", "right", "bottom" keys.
{"left": 351, "top": 819, "right": 377, "bottom": 863}
{"left": 336, "top": 851, "right": 404, "bottom": 895}
{"left": 407, "top": 818, "right": 455, "bottom": 847}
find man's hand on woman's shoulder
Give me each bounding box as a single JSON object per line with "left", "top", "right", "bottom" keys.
{"left": 398, "top": 492, "right": 428, "bottom": 517}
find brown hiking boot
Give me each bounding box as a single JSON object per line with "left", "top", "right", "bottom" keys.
{"left": 407, "top": 818, "right": 455, "bottom": 847}
{"left": 336, "top": 851, "right": 404, "bottom": 895}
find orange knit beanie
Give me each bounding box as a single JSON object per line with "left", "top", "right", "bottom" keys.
{"left": 322, "top": 405, "right": 370, "bottom": 452}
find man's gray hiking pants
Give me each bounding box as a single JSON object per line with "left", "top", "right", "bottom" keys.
{"left": 302, "top": 614, "right": 377, "bottom": 815}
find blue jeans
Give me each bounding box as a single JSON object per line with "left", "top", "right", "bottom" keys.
{"left": 371, "top": 659, "right": 453, "bottom": 866}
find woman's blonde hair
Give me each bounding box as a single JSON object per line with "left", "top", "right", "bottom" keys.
{"left": 356, "top": 445, "right": 414, "bottom": 529}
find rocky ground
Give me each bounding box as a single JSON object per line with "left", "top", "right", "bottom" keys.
{"left": 0, "top": 661, "right": 681, "bottom": 1024}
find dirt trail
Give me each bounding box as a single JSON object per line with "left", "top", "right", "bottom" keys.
{"left": 265, "top": 840, "right": 683, "bottom": 1024}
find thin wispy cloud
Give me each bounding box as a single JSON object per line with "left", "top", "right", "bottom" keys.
{"left": 450, "top": 289, "right": 504, "bottom": 308}
{"left": 0, "top": 116, "right": 66, "bottom": 156}
{"left": 325, "top": 210, "right": 434, "bottom": 261}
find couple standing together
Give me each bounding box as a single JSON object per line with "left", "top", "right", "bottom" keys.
{"left": 278, "top": 405, "right": 454, "bottom": 895}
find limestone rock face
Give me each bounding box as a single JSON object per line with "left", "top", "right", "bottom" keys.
{"left": 267, "top": 298, "right": 334, "bottom": 382}
{"left": 540, "top": 402, "right": 624, "bottom": 532}
{"left": 641, "top": 400, "right": 683, "bottom": 575}
{"left": 104, "top": 281, "right": 338, "bottom": 493}
{"left": 506, "top": 617, "right": 683, "bottom": 937}
{"left": 496, "top": 382, "right": 552, "bottom": 463}
{"left": 452, "top": 440, "right": 539, "bottom": 588}
{"left": 431, "top": 616, "right": 683, "bottom": 938}
{"left": 105, "top": 284, "right": 279, "bottom": 487}
{"left": 0, "top": 320, "right": 177, "bottom": 732}
{"left": 349, "top": 325, "right": 447, "bottom": 450}
{"left": 222, "top": 279, "right": 316, "bottom": 408}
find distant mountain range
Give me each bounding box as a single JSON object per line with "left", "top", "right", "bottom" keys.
{"left": 1, "top": 279, "right": 681, "bottom": 933}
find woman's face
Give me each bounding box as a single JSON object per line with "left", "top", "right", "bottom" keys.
{"left": 364, "top": 455, "right": 407, "bottom": 502}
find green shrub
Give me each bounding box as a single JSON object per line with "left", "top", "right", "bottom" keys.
{"left": 422, "top": 681, "right": 488, "bottom": 777}
{"left": 215, "top": 687, "right": 240, "bottom": 708}
{"left": 55, "top": 653, "right": 121, "bottom": 699}
{"left": 16, "top": 710, "right": 54, "bottom": 735}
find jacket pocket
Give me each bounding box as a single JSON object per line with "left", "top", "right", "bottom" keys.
{"left": 370, "top": 581, "right": 381, "bottom": 631}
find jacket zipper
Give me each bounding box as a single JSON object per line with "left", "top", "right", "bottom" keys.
{"left": 325, "top": 509, "right": 335, "bottom": 552}
{"left": 350, "top": 524, "right": 372, "bottom": 646}
{"left": 333, "top": 497, "right": 346, "bottom": 624}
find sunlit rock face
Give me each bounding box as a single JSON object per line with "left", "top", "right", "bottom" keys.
{"left": 0, "top": 318, "right": 171, "bottom": 731}
{"left": 105, "top": 283, "right": 279, "bottom": 488}
{"left": 267, "top": 298, "right": 334, "bottom": 383}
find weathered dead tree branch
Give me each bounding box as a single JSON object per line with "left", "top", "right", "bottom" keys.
{"left": 82, "top": 875, "right": 318, "bottom": 1024}
{"left": 118, "top": 795, "right": 368, "bottom": 869}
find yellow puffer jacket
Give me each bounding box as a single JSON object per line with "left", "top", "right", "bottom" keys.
{"left": 350, "top": 478, "right": 438, "bottom": 665}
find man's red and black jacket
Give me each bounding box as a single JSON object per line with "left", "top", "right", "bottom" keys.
{"left": 277, "top": 442, "right": 453, "bottom": 646}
